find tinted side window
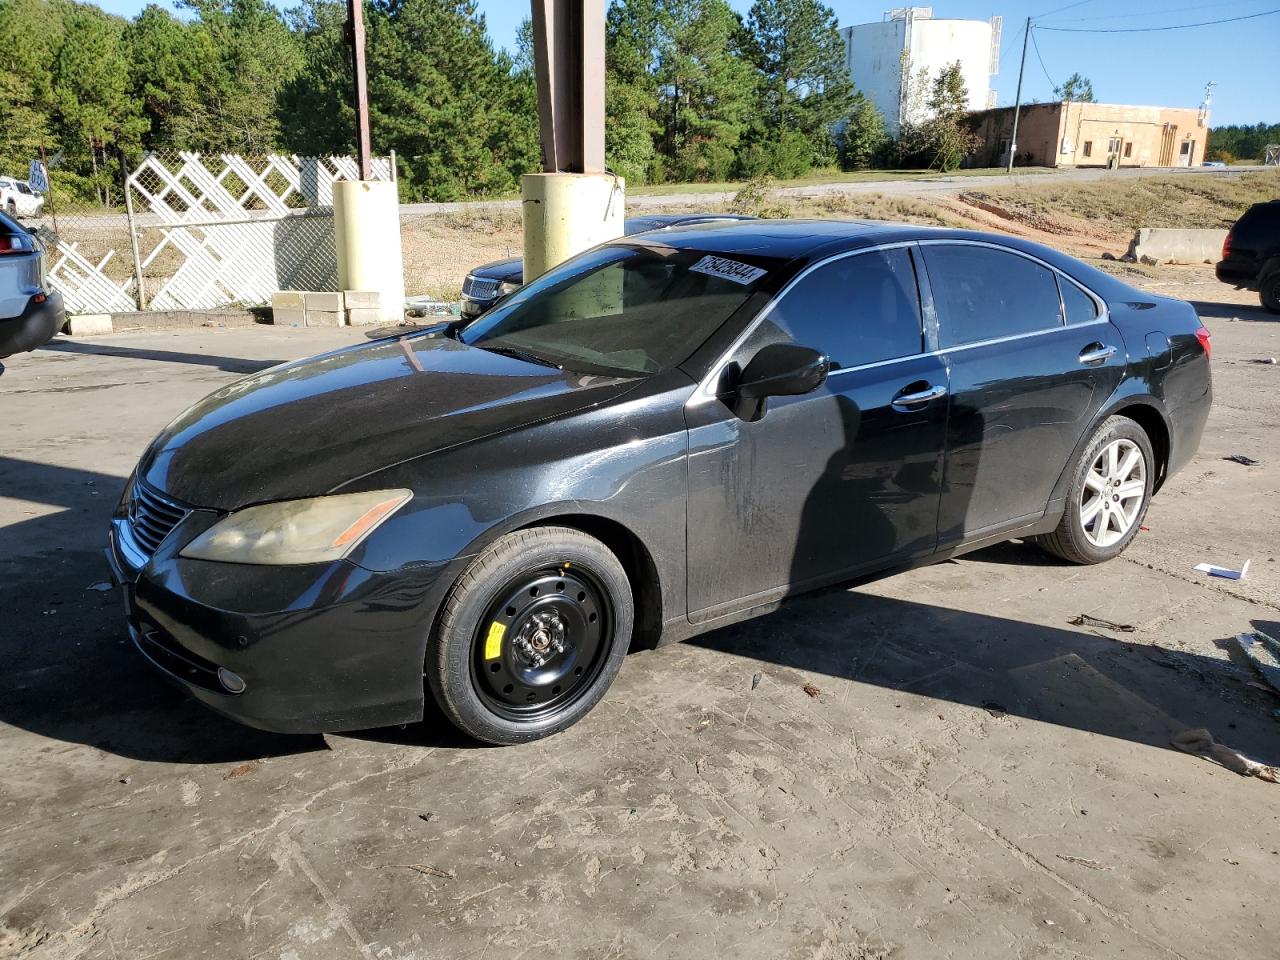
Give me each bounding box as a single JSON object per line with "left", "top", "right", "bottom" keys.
{"left": 923, "top": 245, "right": 1063, "bottom": 348}
{"left": 1059, "top": 277, "right": 1098, "bottom": 325}
{"left": 766, "top": 248, "right": 923, "bottom": 367}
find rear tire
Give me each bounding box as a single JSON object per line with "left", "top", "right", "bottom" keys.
{"left": 428, "top": 526, "right": 633, "bottom": 745}
{"left": 1035, "top": 416, "right": 1154, "bottom": 565}
{"left": 1261, "top": 274, "right": 1280, "bottom": 314}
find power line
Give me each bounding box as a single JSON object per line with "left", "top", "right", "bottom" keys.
{"left": 1037, "top": 8, "right": 1280, "bottom": 32}
{"left": 1032, "top": 0, "right": 1099, "bottom": 18}
{"left": 1029, "top": 29, "right": 1056, "bottom": 91}
{"left": 1043, "top": 0, "right": 1264, "bottom": 24}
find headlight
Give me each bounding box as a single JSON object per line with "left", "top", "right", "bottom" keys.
{"left": 497, "top": 281, "right": 522, "bottom": 297}
{"left": 180, "top": 489, "right": 412, "bottom": 565}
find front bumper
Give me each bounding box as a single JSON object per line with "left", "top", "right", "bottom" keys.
{"left": 0, "top": 290, "right": 63, "bottom": 357}
{"left": 107, "top": 518, "right": 455, "bottom": 734}
{"left": 459, "top": 294, "right": 499, "bottom": 320}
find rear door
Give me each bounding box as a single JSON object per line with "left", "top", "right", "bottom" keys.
{"left": 919, "top": 241, "right": 1125, "bottom": 542}
{"left": 684, "top": 245, "right": 949, "bottom": 620}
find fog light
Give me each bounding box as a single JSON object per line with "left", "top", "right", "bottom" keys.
{"left": 217, "top": 667, "right": 246, "bottom": 694}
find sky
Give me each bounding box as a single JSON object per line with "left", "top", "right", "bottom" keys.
{"left": 86, "top": 0, "right": 1280, "bottom": 126}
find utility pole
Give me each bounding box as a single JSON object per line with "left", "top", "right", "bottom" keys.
{"left": 1007, "top": 16, "right": 1030, "bottom": 174}
{"left": 345, "top": 0, "right": 372, "bottom": 180}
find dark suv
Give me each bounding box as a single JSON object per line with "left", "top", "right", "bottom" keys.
{"left": 1216, "top": 200, "right": 1280, "bottom": 313}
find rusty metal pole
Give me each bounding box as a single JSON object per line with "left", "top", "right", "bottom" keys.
{"left": 346, "top": 0, "right": 373, "bottom": 180}
{"left": 530, "top": 0, "right": 606, "bottom": 173}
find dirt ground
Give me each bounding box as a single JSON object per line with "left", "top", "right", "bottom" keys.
{"left": 1, "top": 268, "right": 1278, "bottom": 960}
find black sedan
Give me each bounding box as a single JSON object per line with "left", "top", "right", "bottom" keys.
{"left": 108, "top": 220, "right": 1212, "bottom": 744}
{"left": 459, "top": 213, "right": 757, "bottom": 320}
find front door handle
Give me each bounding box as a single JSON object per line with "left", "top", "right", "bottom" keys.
{"left": 891, "top": 384, "right": 947, "bottom": 411}
{"left": 1078, "top": 343, "right": 1117, "bottom": 365}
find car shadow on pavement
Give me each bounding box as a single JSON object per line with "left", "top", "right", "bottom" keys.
{"left": 38, "top": 339, "right": 283, "bottom": 374}
{"left": 687, "top": 570, "right": 1280, "bottom": 768}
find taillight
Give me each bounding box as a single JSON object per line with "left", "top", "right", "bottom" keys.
{"left": 0, "top": 233, "right": 34, "bottom": 255}
{"left": 1195, "top": 326, "right": 1212, "bottom": 360}
{"left": 1222, "top": 231, "right": 1233, "bottom": 260}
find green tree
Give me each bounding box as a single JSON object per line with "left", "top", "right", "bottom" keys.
{"left": 1054, "top": 72, "right": 1095, "bottom": 104}
{"left": 278, "top": 0, "right": 355, "bottom": 156}
{"left": 838, "top": 91, "right": 885, "bottom": 170}
{"left": 179, "top": 0, "right": 303, "bottom": 153}
{"left": 897, "top": 61, "right": 977, "bottom": 172}
{"left": 363, "top": 0, "right": 536, "bottom": 201}
{"left": 0, "top": 0, "right": 63, "bottom": 174}
{"left": 743, "top": 0, "right": 854, "bottom": 171}
{"left": 125, "top": 5, "right": 222, "bottom": 150}
{"left": 659, "top": 0, "right": 756, "bottom": 182}
{"left": 51, "top": 5, "right": 146, "bottom": 200}
{"left": 605, "top": 0, "right": 662, "bottom": 183}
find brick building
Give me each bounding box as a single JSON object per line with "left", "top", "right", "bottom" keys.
{"left": 969, "top": 101, "right": 1208, "bottom": 168}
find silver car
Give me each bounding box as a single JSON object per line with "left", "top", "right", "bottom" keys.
{"left": 0, "top": 211, "right": 63, "bottom": 359}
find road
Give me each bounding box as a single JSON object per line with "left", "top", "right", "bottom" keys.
{"left": 0, "top": 269, "right": 1277, "bottom": 959}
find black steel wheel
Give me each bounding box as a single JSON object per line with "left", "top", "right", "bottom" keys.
{"left": 428, "top": 526, "right": 633, "bottom": 744}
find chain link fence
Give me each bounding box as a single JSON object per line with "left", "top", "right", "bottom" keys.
{"left": 25, "top": 149, "right": 394, "bottom": 315}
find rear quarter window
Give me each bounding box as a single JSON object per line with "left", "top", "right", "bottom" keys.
{"left": 923, "top": 244, "right": 1064, "bottom": 347}
{"left": 1059, "top": 277, "right": 1099, "bottom": 325}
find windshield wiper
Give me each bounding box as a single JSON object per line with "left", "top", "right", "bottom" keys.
{"left": 476, "top": 344, "right": 562, "bottom": 369}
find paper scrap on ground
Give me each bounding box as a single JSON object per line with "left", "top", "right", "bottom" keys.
{"left": 1172, "top": 728, "right": 1280, "bottom": 783}
{"left": 1194, "top": 560, "right": 1250, "bottom": 580}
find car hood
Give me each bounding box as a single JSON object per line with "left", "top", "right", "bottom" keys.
{"left": 471, "top": 257, "right": 524, "bottom": 284}
{"left": 139, "top": 333, "right": 637, "bottom": 510}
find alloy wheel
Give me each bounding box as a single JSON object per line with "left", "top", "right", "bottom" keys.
{"left": 1079, "top": 438, "right": 1146, "bottom": 548}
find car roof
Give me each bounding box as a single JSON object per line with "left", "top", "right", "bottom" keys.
{"left": 617, "top": 218, "right": 1143, "bottom": 302}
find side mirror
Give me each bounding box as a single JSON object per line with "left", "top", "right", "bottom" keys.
{"left": 737, "top": 343, "right": 829, "bottom": 401}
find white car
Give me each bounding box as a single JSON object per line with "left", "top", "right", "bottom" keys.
{"left": 0, "top": 177, "right": 45, "bottom": 218}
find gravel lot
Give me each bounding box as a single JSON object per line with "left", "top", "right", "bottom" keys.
{"left": 1, "top": 267, "right": 1277, "bottom": 960}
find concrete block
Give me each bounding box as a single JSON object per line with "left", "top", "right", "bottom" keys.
{"left": 303, "top": 291, "right": 344, "bottom": 312}
{"left": 270, "top": 290, "right": 306, "bottom": 326}
{"left": 305, "top": 309, "right": 344, "bottom": 327}
{"left": 67, "top": 314, "right": 113, "bottom": 337}
{"left": 1128, "top": 228, "right": 1227, "bottom": 265}
{"left": 343, "top": 290, "right": 382, "bottom": 309}
{"left": 346, "top": 307, "right": 384, "bottom": 326}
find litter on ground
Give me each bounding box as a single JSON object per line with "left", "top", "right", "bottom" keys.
{"left": 1172, "top": 728, "right": 1280, "bottom": 783}
{"left": 1194, "top": 560, "right": 1250, "bottom": 580}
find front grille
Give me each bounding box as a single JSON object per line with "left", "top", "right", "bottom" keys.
{"left": 128, "top": 482, "right": 191, "bottom": 557}
{"left": 462, "top": 275, "right": 500, "bottom": 299}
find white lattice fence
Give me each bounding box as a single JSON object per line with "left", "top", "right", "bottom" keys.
{"left": 126, "top": 152, "right": 393, "bottom": 311}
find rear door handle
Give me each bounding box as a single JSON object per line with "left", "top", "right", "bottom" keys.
{"left": 891, "top": 384, "right": 947, "bottom": 411}
{"left": 1078, "top": 343, "right": 1117, "bottom": 365}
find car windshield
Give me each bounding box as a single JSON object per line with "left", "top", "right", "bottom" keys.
{"left": 461, "top": 241, "right": 779, "bottom": 376}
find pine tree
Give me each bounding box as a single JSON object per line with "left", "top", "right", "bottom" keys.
{"left": 660, "top": 0, "right": 755, "bottom": 182}
{"left": 838, "top": 92, "right": 886, "bottom": 171}
{"left": 743, "top": 0, "right": 854, "bottom": 171}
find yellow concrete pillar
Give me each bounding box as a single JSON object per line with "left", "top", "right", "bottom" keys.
{"left": 520, "top": 172, "right": 625, "bottom": 283}
{"left": 333, "top": 180, "right": 405, "bottom": 324}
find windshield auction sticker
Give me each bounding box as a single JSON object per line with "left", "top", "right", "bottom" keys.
{"left": 688, "top": 255, "right": 767, "bottom": 286}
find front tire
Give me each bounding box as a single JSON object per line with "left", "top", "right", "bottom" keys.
{"left": 428, "top": 526, "right": 633, "bottom": 745}
{"left": 1036, "top": 416, "right": 1154, "bottom": 564}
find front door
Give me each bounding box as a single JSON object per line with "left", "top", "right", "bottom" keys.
{"left": 919, "top": 242, "right": 1126, "bottom": 542}
{"left": 684, "top": 246, "right": 949, "bottom": 622}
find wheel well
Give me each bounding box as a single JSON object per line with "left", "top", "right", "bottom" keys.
{"left": 517, "top": 514, "right": 664, "bottom": 650}
{"left": 1113, "top": 404, "right": 1170, "bottom": 491}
